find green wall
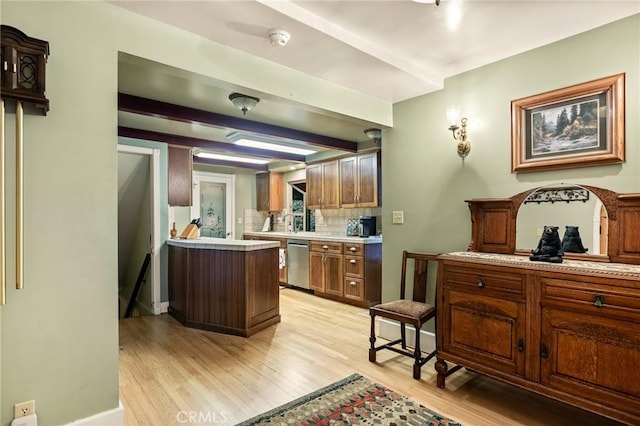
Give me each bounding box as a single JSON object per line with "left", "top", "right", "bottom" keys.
{"left": 0, "top": 1, "right": 381, "bottom": 424}
{"left": 382, "top": 14, "right": 640, "bottom": 303}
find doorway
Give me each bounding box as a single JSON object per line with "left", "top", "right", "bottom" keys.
{"left": 117, "top": 144, "right": 161, "bottom": 316}
{"left": 191, "top": 172, "right": 235, "bottom": 239}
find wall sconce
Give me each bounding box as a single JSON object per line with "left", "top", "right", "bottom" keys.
{"left": 447, "top": 106, "right": 471, "bottom": 158}
{"left": 228, "top": 92, "right": 260, "bottom": 115}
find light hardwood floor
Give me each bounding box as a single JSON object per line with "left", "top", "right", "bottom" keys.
{"left": 119, "top": 288, "right": 622, "bottom": 425}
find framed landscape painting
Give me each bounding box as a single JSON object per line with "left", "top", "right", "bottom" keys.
{"left": 511, "top": 73, "right": 625, "bottom": 173}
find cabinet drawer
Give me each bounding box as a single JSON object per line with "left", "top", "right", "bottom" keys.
{"left": 344, "top": 277, "right": 364, "bottom": 301}
{"left": 310, "top": 241, "right": 343, "bottom": 254}
{"left": 542, "top": 278, "right": 640, "bottom": 318}
{"left": 344, "top": 243, "right": 364, "bottom": 255}
{"left": 344, "top": 255, "right": 364, "bottom": 277}
{"left": 443, "top": 266, "right": 525, "bottom": 300}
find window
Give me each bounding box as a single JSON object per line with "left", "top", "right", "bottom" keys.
{"left": 290, "top": 181, "right": 314, "bottom": 232}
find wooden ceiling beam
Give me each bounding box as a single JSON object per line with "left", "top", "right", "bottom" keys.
{"left": 118, "top": 126, "right": 306, "bottom": 162}
{"left": 118, "top": 93, "right": 358, "bottom": 153}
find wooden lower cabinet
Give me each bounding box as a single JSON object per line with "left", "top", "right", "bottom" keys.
{"left": 310, "top": 241, "right": 381, "bottom": 308}
{"left": 436, "top": 254, "right": 640, "bottom": 424}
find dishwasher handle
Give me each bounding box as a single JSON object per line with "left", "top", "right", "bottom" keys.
{"left": 287, "top": 242, "right": 309, "bottom": 248}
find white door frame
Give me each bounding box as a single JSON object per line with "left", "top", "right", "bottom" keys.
{"left": 117, "top": 144, "right": 162, "bottom": 315}
{"left": 191, "top": 172, "right": 235, "bottom": 239}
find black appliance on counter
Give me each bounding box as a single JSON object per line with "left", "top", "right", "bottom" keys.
{"left": 358, "top": 216, "right": 377, "bottom": 237}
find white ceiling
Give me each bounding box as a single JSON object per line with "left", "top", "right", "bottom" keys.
{"left": 113, "top": 0, "right": 639, "bottom": 167}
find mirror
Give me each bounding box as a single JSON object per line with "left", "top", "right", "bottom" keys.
{"left": 516, "top": 184, "right": 608, "bottom": 256}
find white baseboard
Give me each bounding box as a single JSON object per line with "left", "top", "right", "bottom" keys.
{"left": 67, "top": 401, "right": 124, "bottom": 426}
{"left": 159, "top": 301, "right": 169, "bottom": 314}
{"left": 377, "top": 318, "right": 435, "bottom": 353}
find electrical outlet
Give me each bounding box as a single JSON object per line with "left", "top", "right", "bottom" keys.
{"left": 14, "top": 400, "right": 35, "bottom": 418}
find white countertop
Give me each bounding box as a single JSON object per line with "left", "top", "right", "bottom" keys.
{"left": 168, "top": 237, "right": 280, "bottom": 251}
{"left": 244, "top": 231, "right": 382, "bottom": 244}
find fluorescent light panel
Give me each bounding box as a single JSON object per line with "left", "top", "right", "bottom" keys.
{"left": 227, "top": 132, "right": 317, "bottom": 156}
{"left": 196, "top": 152, "right": 269, "bottom": 164}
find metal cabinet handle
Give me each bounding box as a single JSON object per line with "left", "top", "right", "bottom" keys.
{"left": 350, "top": 259, "right": 357, "bottom": 264}
{"left": 12, "top": 63, "right": 17, "bottom": 73}
{"left": 540, "top": 344, "right": 549, "bottom": 359}
{"left": 349, "top": 247, "right": 357, "bottom": 252}
{"left": 322, "top": 245, "right": 329, "bottom": 250}
{"left": 476, "top": 278, "right": 484, "bottom": 288}
{"left": 2, "top": 61, "right": 7, "bottom": 71}
{"left": 593, "top": 294, "right": 604, "bottom": 308}
{"left": 349, "top": 281, "right": 356, "bottom": 286}
{"left": 517, "top": 339, "right": 524, "bottom": 353}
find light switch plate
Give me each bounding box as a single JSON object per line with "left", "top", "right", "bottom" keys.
{"left": 392, "top": 211, "right": 404, "bottom": 224}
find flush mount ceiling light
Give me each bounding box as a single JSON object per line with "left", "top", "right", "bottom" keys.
{"left": 196, "top": 152, "right": 269, "bottom": 165}
{"left": 267, "top": 28, "right": 291, "bottom": 46}
{"left": 364, "top": 128, "right": 382, "bottom": 140}
{"left": 228, "top": 92, "right": 260, "bottom": 115}
{"left": 412, "top": 0, "right": 440, "bottom": 5}
{"left": 227, "top": 132, "right": 317, "bottom": 156}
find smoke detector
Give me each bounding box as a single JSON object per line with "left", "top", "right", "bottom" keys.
{"left": 267, "top": 29, "right": 290, "bottom": 47}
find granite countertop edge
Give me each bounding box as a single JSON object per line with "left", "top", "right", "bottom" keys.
{"left": 167, "top": 237, "right": 280, "bottom": 251}
{"left": 243, "top": 231, "right": 383, "bottom": 244}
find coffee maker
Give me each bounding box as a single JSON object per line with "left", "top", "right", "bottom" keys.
{"left": 358, "top": 216, "right": 377, "bottom": 237}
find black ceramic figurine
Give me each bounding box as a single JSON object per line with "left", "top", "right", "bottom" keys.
{"left": 530, "top": 225, "right": 563, "bottom": 263}
{"left": 561, "top": 225, "right": 588, "bottom": 253}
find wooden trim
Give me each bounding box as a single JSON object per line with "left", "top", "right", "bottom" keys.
{"left": 118, "top": 93, "right": 358, "bottom": 152}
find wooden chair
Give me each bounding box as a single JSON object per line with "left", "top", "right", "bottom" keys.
{"left": 369, "top": 250, "right": 439, "bottom": 380}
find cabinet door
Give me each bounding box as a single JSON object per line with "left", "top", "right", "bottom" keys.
{"left": 256, "top": 173, "right": 283, "bottom": 212}
{"left": 309, "top": 251, "right": 325, "bottom": 292}
{"left": 168, "top": 145, "right": 193, "bottom": 206}
{"left": 322, "top": 160, "right": 340, "bottom": 209}
{"left": 356, "top": 152, "right": 379, "bottom": 207}
{"left": 256, "top": 173, "right": 270, "bottom": 212}
{"left": 339, "top": 156, "right": 358, "bottom": 208}
{"left": 324, "top": 253, "right": 344, "bottom": 296}
{"left": 306, "top": 164, "right": 323, "bottom": 209}
{"left": 541, "top": 307, "right": 640, "bottom": 417}
{"left": 441, "top": 289, "right": 526, "bottom": 377}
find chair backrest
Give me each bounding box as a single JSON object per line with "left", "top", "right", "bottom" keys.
{"left": 400, "top": 251, "right": 440, "bottom": 303}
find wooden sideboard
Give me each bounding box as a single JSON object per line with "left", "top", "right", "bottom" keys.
{"left": 436, "top": 185, "right": 640, "bottom": 424}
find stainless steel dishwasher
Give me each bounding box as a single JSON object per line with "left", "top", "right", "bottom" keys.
{"left": 286, "top": 239, "right": 309, "bottom": 289}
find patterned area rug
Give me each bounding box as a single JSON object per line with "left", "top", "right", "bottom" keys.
{"left": 236, "top": 373, "right": 461, "bottom": 425}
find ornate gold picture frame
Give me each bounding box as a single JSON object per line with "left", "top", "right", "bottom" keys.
{"left": 511, "top": 73, "right": 625, "bottom": 173}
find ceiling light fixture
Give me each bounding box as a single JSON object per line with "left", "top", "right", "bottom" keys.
{"left": 196, "top": 152, "right": 269, "bottom": 165}
{"left": 227, "top": 132, "right": 317, "bottom": 156}
{"left": 228, "top": 92, "right": 260, "bottom": 115}
{"left": 412, "top": 0, "right": 440, "bottom": 5}
{"left": 267, "top": 28, "right": 291, "bottom": 46}
{"left": 364, "top": 128, "right": 382, "bottom": 141}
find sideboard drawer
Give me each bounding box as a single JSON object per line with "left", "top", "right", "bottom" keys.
{"left": 344, "top": 255, "right": 364, "bottom": 277}
{"left": 443, "top": 266, "right": 525, "bottom": 300}
{"left": 542, "top": 278, "right": 640, "bottom": 320}
{"left": 344, "top": 243, "right": 364, "bottom": 256}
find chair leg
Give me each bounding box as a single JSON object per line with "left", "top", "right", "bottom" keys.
{"left": 400, "top": 322, "right": 407, "bottom": 349}
{"left": 413, "top": 325, "right": 422, "bottom": 380}
{"left": 369, "top": 314, "right": 377, "bottom": 363}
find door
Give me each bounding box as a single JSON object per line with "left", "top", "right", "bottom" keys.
{"left": 192, "top": 172, "right": 235, "bottom": 239}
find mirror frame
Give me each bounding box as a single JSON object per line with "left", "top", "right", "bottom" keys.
{"left": 465, "top": 184, "right": 640, "bottom": 265}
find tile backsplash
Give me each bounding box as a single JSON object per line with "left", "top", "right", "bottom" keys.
{"left": 244, "top": 207, "right": 382, "bottom": 236}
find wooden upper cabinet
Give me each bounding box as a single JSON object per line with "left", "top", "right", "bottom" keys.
{"left": 168, "top": 145, "right": 193, "bottom": 207}
{"left": 256, "top": 172, "right": 284, "bottom": 212}
{"left": 340, "top": 152, "right": 380, "bottom": 208}
{"left": 1, "top": 25, "right": 50, "bottom": 114}
{"left": 306, "top": 160, "right": 339, "bottom": 209}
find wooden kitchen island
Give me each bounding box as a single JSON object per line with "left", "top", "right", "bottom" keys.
{"left": 168, "top": 238, "right": 281, "bottom": 337}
